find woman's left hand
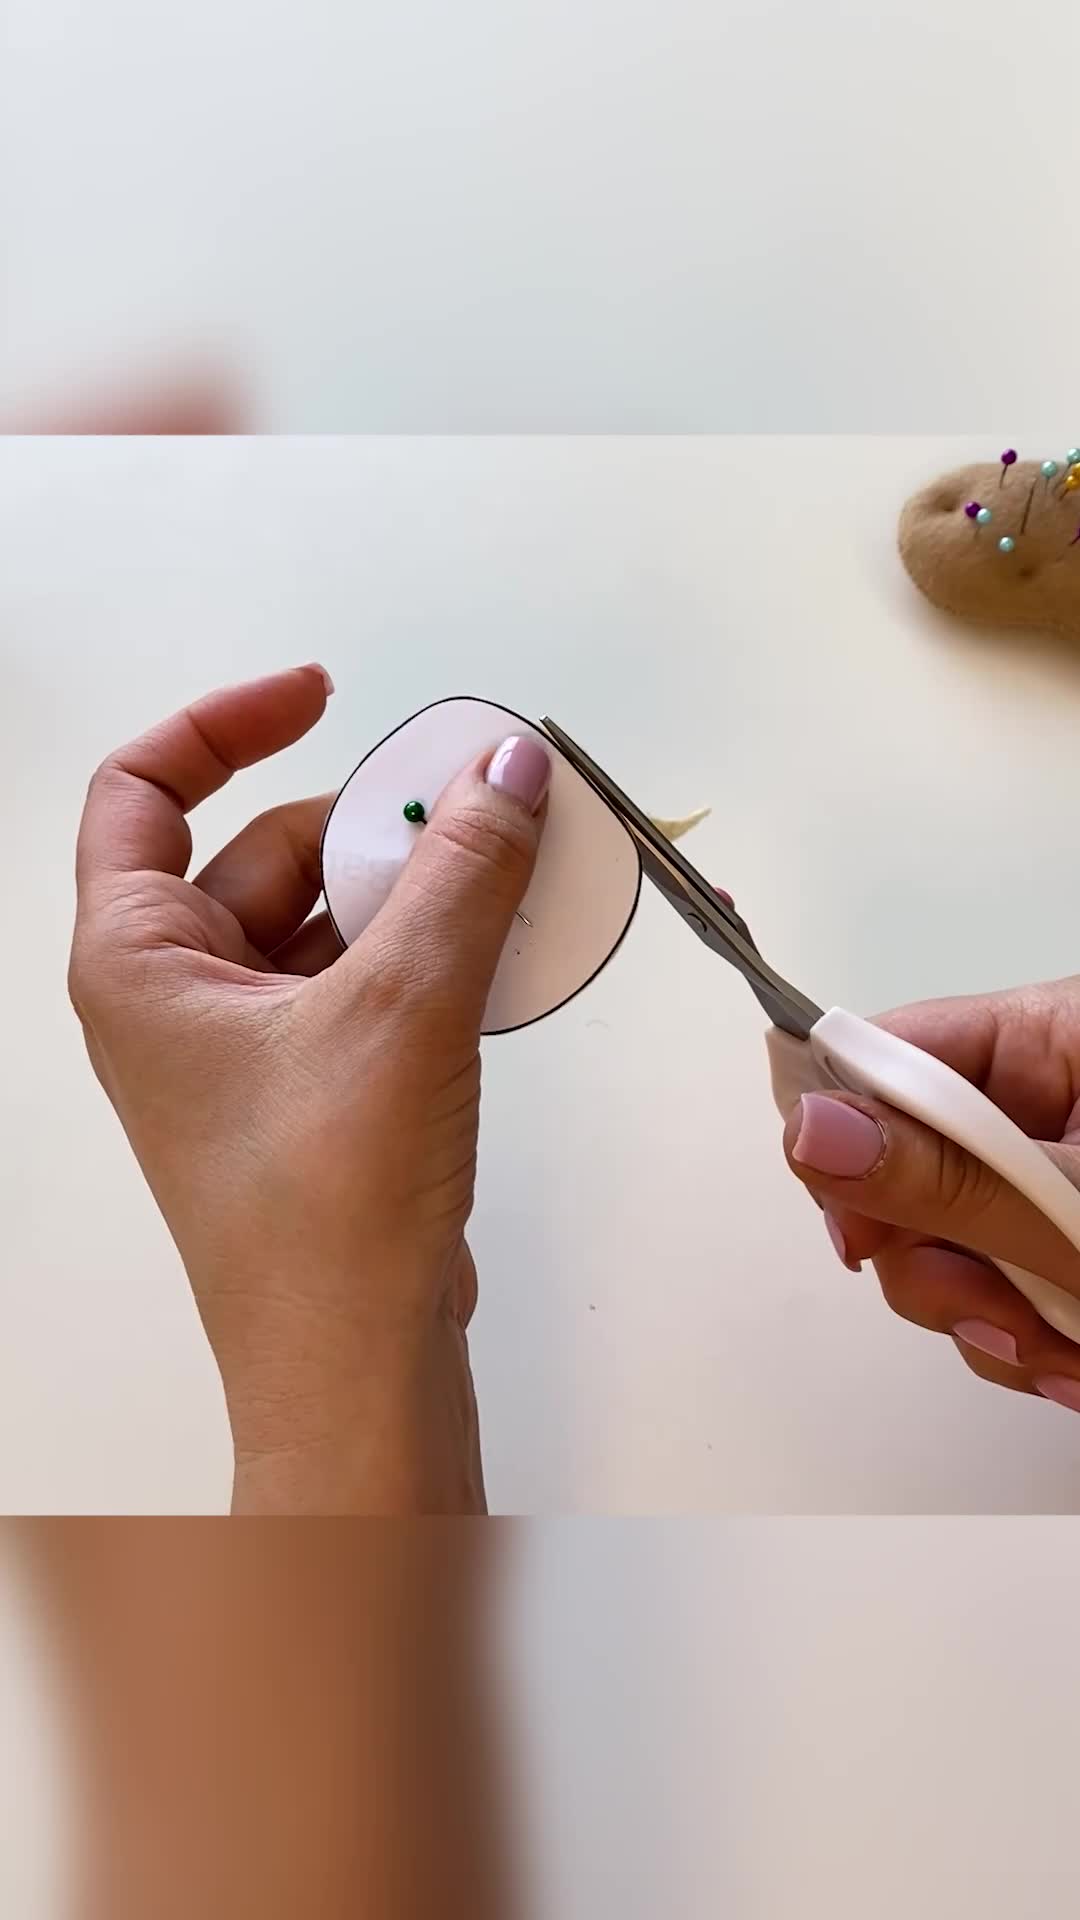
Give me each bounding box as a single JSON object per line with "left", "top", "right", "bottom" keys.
{"left": 69, "top": 666, "right": 550, "bottom": 1512}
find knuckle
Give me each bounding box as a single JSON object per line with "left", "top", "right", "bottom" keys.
{"left": 956, "top": 1347, "right": 1029, "bottom": 1394}
{"left": 427, "top": 803, "right": 533, "bottom": 892}
{"left": 88, "top": 752, "right": 128, "bottom": 796}
{"left": 932, "top": 1132, "right": 1001, "bottom": 1225}
{"left": 66, "top": 947, "right": 91, "bottom": 1022}
{"left": 875, "top": 1266, "right": 932, "bottom": 1331}
{"left": 82, "top": 754, "right": 137, "bottom": 834}
{"left": 252, "top": 803, "right": 323, "bottom": 889}
{"left": 67, "top": 923, "right": 109, "bottom": 1023}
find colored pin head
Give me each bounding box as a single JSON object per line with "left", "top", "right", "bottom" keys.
{"left": 976, "top": 506, "right": 992, "bottom": 526}
{"left": 1042, "top": 460, "right": 1060, "bottom": 480}
{"left": 998, "top": 449, "right": 1018, "bottom": 486}
{"left": 1068, "top": 448, "right": 1080, "bottom": 467}
{"left": 1065, "top": 471, "right": 1080, "bottom": 494}
{"left": 964, "top": 500, "right": 981, "bottom": 519}
{"left": 998, "top": 535, "right": 1016, "bottom": 553}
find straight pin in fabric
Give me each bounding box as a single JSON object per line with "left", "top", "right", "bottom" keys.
{"left": 515, "top": 911, "right": 532, "bottom": 927}
{"left": 1019, "top": 477, "right": 1038, "bottom": 536}
{"left": 999, "top": 448, "right": 1018, "bottom": 487}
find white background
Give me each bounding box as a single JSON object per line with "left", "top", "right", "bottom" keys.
{"left": 1, "top": 0, "right": 1077, "bottom": 428}
{"left": 4, "top": 1519, "right": 1080, "bottom": 1915}
{"left": 3, "top": 434, "right": 1080, "bottom": 1514}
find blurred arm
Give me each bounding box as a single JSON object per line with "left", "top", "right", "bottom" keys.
{"left": 13, "top": 1520, "right": 515, "bottom": 1920}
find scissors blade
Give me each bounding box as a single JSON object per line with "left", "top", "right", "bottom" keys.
{"left": 539, "top": 716, "right": 823, "bottom": 1040}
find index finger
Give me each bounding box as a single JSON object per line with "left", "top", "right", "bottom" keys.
{"left": 76, "top": 664, "right": 334, "bottom": 886}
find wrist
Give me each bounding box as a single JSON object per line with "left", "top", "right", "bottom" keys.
{"left": 226, "top": 1310, "right": 485, "bottom": 1516}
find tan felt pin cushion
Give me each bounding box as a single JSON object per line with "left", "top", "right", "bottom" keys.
{"left": 899, "top": 460, "right": 1080, "bottom": 636}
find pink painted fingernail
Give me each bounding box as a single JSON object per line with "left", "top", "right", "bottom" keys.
{"left": 487, "top": 736, "right": 551, "bottom": 813}
{"left": 824, "top": 1211, "right": 861, "bottom": 1272}
{"left": 952, "top": 1319, "right": 1019, "bottom": 1365}
{"left": 713, "top": 884, "right": 735, "bottom": 908}
{"left": 792, "top": 1095, "right": 887, "bottom": 1179}
{"left": 1035, "top": 1375, "right": 1080, "bottom": 1413}
{"left": 303, "top": 661, "right": 335, "bottom": 695}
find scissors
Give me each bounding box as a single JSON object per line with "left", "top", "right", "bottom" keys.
{"left": 540, "top": 715, "right": 1080, "bottom": 1347}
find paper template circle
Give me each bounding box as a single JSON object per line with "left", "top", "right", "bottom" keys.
{"left": 320, "top": 697, "right": 642, "bottom": 1034}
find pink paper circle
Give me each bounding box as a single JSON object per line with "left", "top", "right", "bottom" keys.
{"left": 320, "top": 698, "right": 642, "bottom": 1035}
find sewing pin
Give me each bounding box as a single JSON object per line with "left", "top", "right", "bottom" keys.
{"left": 1053, "top": 451, "right": 1080, "bottom": 497}
{"left": 404, "top": 798, "right": 531, "bottom": 925}
{"left": 999, "top": 448, "right": 1018, "bottom": 487}
{"left": 1019, "top": 476, "right": 1038, "bottom": 536}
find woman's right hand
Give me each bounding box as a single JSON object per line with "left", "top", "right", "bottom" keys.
{"left": 778, "top": 981, "right": 1080, "bottom": 1413}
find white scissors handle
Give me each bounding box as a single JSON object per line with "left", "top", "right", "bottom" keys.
{"left": 767, "top": 1008, "right": 1080, "bottom": 1347}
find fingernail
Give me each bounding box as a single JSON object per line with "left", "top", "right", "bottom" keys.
{"left": 824, "top": 1210, "right": 861, "bottom": 1272}
{"left": 487, "top": 736, "right": 551, "bottom": 813}
{"left": 304, "top": 661, "right": 335, "bottom": 696}
{"left": 713, "top": 884, "right": 735, "bottom": 908}
{"left": 952, "top": 1319, "right": 1019, "bottom": 1365}
{"left": 1035, "top": 1375, "right": 1080, "bottom": 1413}
{"left": 792, "top": 1094, "right": 887, "bottom": 1179}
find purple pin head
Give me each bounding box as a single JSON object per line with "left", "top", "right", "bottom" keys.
{"left": 1001, "top": 449, "right": 1018, "bottom": 466}
{"left": 964, "top": 500, "right": 982, "bottom": 519}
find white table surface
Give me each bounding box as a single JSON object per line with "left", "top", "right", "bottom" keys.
{"left": 3, "top": 434, "right": 1080, "bottom": 1513}
{"left": 2, "top": 0, "right": 1076, "bottom": 429}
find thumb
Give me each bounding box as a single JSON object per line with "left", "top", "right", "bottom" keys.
{"left": 783, "top": 1090, "right": 1080, "bottom": 1298}
{"left": 340, "top": 734, "right": 551, "bottom": 1029}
